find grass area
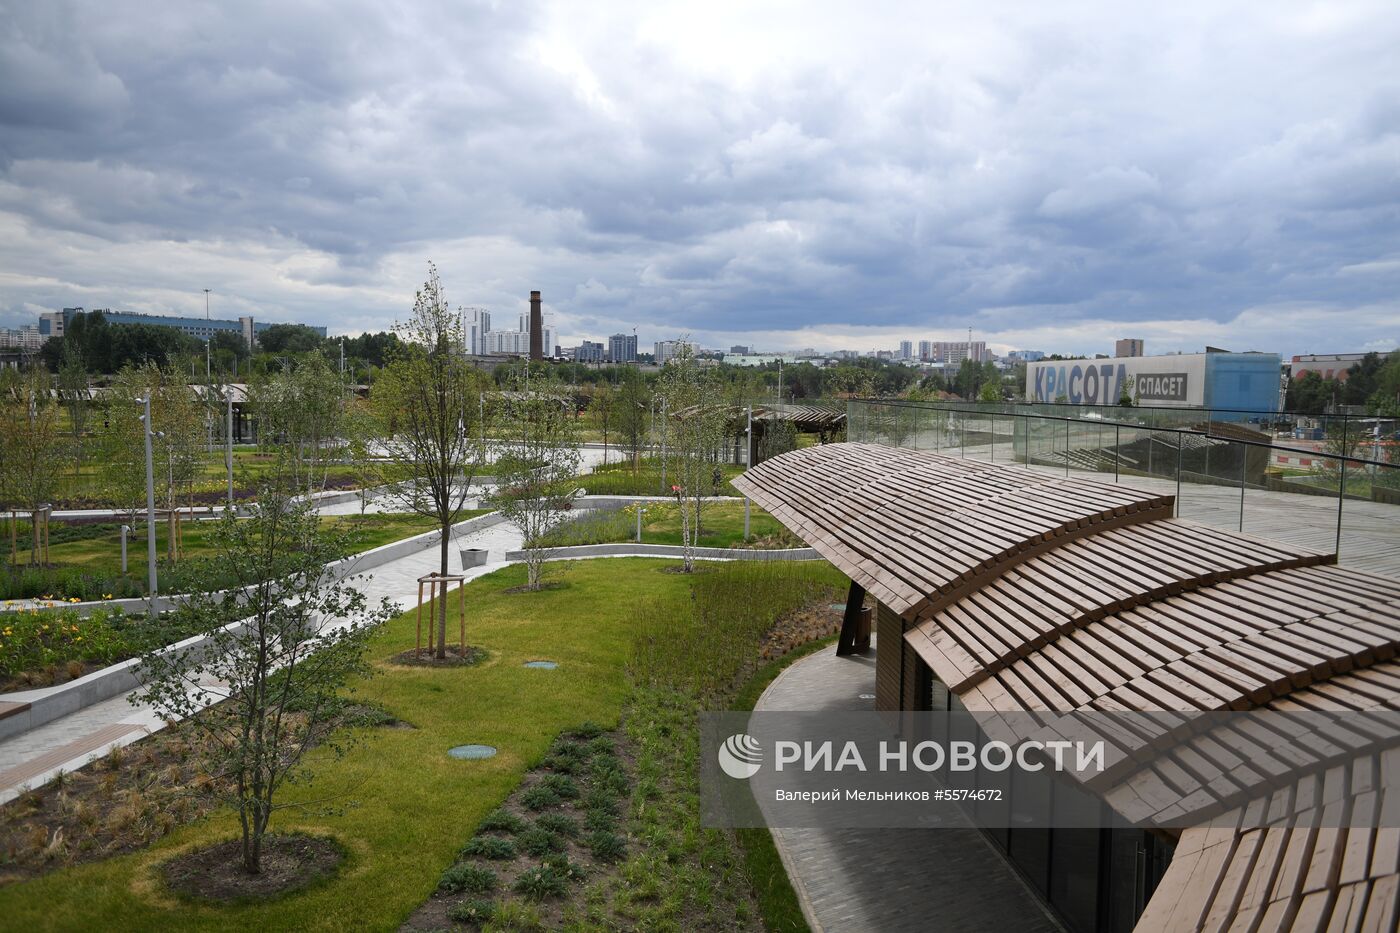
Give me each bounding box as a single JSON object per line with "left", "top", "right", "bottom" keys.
{"left": 577, "top": 457, "right": 745, "bottom": 497}
{"left": 535, "top": 501, "right": 797, "bottom": 550}
{"left": 0, "top": 557, "right": 844, "bottom": 931}
{"left": 0, "top": 513, "right": 459, "bottom": 602}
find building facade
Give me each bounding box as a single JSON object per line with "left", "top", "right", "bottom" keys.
{"left": 1114, "top": 338, "right": 1145, "bottom": 358}
{"left": 1289, "top": 352, "right": 1369, "bottom": 382}
{"left": 654, "top": 339, "right": 694, "bottom": 364}
{"left": 1024, "top": 351, "right": 1282, "bottom": 414}
{"left": 465, "top": 308, "right": 491, "bottom": 355}
{"left": 898, "top": 340, "right": 913, "bottom": 360}
{"left": 607, "top": 333, "right": 638, "bottom": 363}
{"left": 576, "top": 340, "right": 605, "bottom": 363}
{"left": 0, "top": 325, "right": 43, "bottom": 351}
{"left": 38, "top": 307, "right": 325, "bottom": 347}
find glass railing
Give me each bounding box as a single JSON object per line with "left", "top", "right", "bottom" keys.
{"left": 847, "top": 399, "right": 1400, "bottom": 573}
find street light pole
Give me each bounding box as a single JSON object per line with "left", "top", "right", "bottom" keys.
{"left": 744, "top": 405, "right": 752, "bottom": 540}
{"left": 226, "top": 393, "right": 235, "bottom": 513}
{"left": 141, "top": 397, "right": 159, "bottom": 605}
{"left": 204, "top": 288, "right": 211, "bottom": 320}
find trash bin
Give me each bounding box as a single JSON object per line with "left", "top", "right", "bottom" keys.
{"left": 459, "top": 548, "right": 489, "bottom": 570}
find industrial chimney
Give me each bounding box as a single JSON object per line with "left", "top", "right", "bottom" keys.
{"left": 529, "top": 290, "right": 543, "bottom": 361}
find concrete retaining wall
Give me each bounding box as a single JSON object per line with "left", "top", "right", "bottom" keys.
{"left": 503, "top": 542, "right": 819, "bottom": 562}
{"left": 0, "top": 511, "right": 507, "bottom": 743}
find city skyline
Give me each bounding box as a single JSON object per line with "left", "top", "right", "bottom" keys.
{"left": 1, "top": 2, "right": 1396, "bottom": 360}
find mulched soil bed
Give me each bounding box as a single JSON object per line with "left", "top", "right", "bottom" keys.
{"left": 0, "top": 658, "right": 106, "bottom": 693}
{"left": 386, "top": 645, "right": 488, "bottom": 667}
{"left": 0, "top": 702, "right": 397, "bottom": 887}
{"left": 163, "top": 832, "right": 344, "bottom": 902}
{"left": 758, "top": 600, "right": 852, "bottom": 660}
{"left": 401, "top": 724, "right": 632, "bottom": 931}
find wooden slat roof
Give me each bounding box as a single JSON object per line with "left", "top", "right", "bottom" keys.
{"left": 734, "top": 442, "right": 1400, "bottom": 932}
{"left": 731, "top": 442, "right": 1173, "bottom": 618}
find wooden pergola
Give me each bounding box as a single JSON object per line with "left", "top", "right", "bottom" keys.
{"left": 733, "top": 442, "right": 1400, "bottom": 932}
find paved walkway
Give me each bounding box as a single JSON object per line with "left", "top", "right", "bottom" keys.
{"left": 757, "top": 637, "right": 1065, "bottom": 933}
{"left": 0, "top": 519, "right": 525, "bottom": 804}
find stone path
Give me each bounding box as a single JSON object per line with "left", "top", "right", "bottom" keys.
{"left": 0, "top": 519, "right": 526, "bottom": 805}
{"left": 757, "top": 637, "right": 1065, "bottom": 933}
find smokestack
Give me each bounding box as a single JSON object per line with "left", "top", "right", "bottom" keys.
{"left": 529, "top": 290, "right": 543, "bottom": 361}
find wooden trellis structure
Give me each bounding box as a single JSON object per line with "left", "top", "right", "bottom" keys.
{"left": 415, "top": 571, "right": 468, "bottom": 658}
{"left": 733, "top": 442, "right": 1400, "bottom": 931}
{"left": 7, "top": 505, "right": 52, "bottom": 566}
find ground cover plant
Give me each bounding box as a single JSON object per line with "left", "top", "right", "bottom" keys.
{"left": 0, "top": 557, "right": 843, "bottom": 931}
{"left": 401, "top": 724, "right": 633, "bottom": 929}
{"left": 0, "top": 606, "right": 205, "bottom": 690}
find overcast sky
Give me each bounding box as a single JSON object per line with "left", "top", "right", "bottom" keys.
{"left": 1, "top": 0, "right": 1397, "bottom": 358}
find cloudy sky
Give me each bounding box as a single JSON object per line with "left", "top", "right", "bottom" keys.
{"left": 1, "top": 0, "right": 1397, "bottom": 358}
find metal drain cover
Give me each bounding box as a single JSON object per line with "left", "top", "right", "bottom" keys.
{"left": 448, "top": 744, "right": 497, "bottom": 760}
{"left": 524, "top": 660, "right": 558, "bottom": 669}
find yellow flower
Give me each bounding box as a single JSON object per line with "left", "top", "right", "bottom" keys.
{"left": 68, "top": 597, "right": 80, "bottom": 603}
{"left": 102, "top": 594, "right": 113, "bottom": 600}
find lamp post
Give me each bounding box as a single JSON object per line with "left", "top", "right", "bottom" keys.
{"left": 139, "top": 397, "right": 159, "bottom": 606}
{"left": 743, "top": 405, "right": 752, "bottom": 540}
{"left": 204, "top": 288, "right": 211, "bottom": 320}
{"left": 226, "top": 391, "right": 235, "bottom": 513}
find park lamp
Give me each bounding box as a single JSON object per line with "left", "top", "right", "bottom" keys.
{"left": 137, "top": 398, "right": 161, "bottom": 608}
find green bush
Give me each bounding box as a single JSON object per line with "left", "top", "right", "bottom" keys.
{"left": 570, "top": 721, "right": 605, "bottom": 740}
{"left": 513, "top": 864, "right": 568, "bottom": 900}
{"left": 534, "top": 813, "right": 578, "bottom": 838}
{"left": 583, "top": 808, "right": 617, "bottom": 834}
{"left": 519, "top": 785, "right": 561, "bottom": 811}
{"left": 447, "top": 898, "right": 496, "bottom": 925}
{"left": 536, "top": 774, "right": 579, "bottom": 800}
{"left": 476, "top": 809, "right": 526, "bottom": 835}
{"left": 586, "top": 830, "right": 627, "bottom": 862}
{"left": 518, "top": 826, "right": 562, "bottom": 857}
{"left": 460, "top": 835, "right": 517, "bottom": 860}
{"left": 438, "top": 863, "right": 496, "bottom": 894}
{"left": 0, "top": 606, "right": 193, "bottom": 680}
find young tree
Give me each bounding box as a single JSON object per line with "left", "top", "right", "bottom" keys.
{"left": 58, "top": 343, "right": 90, "bottom": 478}
{"left": 587, "top": 383, "right": 617, "bottom": 465}
{"left": 0, "top": 367, "right": 63, "bottom": 565}
{"left": 372, "top": 264, "right": 490, "bottom": 656}
{"left": 99, "top": 364, "right": 203, "bottom": 535}
{"left": 249, "top": 351, "right": 350, "bottom": 494}
{"left": 132, "top": 494, "right": 393, "bottom": 874}
{"left": 614, "top": 367, "right": 651, "bottom": 473}
{"left": 491, "top": 364, "right": 582, "bottom": 588}
{"left": 658, "top": 346, "right": 728, "bottom": 571}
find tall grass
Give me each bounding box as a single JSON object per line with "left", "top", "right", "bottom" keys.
{"left": 628, "top": 560, "right": 845, "bottom": 705}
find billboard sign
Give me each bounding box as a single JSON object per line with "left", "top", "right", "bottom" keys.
{"left": 1026, "top": 355, "right": 1209, "bottom": 407}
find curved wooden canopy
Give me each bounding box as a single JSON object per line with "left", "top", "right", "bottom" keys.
{"left": 732, "top": 442, "right": 1400, "bottom": 932}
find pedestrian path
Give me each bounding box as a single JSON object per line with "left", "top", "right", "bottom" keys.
{"left": 0, "top": 519, "right": 525, "bottom": 805}
{"left": 756, "top": 637, "right": 1065, "bottom": 933}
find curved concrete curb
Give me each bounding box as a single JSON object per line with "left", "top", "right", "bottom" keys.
{"left": 503, "top": 543, "right": 819, "bottom": 562}
{"left": 0, "top": 512, "right": 507, "bottom": 743}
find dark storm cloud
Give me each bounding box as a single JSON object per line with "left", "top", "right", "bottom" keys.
{"left": 0, "top": 0, "right": 1397, "bottom": 355}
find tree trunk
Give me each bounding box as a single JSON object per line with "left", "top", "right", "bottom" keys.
{"left": 436, "top": 525, "right": 449, "bottom": 658}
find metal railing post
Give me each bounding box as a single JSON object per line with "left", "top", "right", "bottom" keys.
{"left": 1175, "top": 431, "right": 1183, "bottom": 517}
{"left": 1239, "top": 444, "right": 1246, "bottom": 532}
{"left": 1335, "top": 460, "right": 1346, "bottom": 559}
{"left": 1115, "top": 424, "right": 1120, "bottom": 482}
{"left": 1064, "top": 418, "right": 1070, "bottom": 476}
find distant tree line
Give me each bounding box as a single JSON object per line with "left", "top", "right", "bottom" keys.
{"left": 1286, "top": 351, "right": 1400, "bottom": 416}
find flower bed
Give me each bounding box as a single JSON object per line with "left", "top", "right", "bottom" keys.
{"left": 0, "top": 606, "right": 197, "bottom": 691}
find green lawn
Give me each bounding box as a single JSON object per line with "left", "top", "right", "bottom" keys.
{"left": 0, "top": 560, "right": 684, "bottom": 931}
{"left": 0, "top": 557, "right": 844, "bottom": 931}
{"left": 535, "top": 501, "right": 796, "bottom": 550}
{"left": 1, "top": 514, "right": 465, "bottom": 602}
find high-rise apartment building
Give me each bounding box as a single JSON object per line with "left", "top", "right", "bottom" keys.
{"left": 465, "top": 308, "right": 491, "bottom": 355}
{"left": 654, "top": 339, "right": 694, "bottom": 364}
{"left": 1115, "top": 338, "right": 1145, "bottom": 358}
{"left": 576, "top": 340, "right": 605, "bottom": 363}
{"left": 918, "top": 340, "right": 933, "bottom": 361}
{"left": 899, "top": 340, "right": 913, "bottom": 360}
{"left": 924, "top": 340, "right": 987, "bottom": 364}
{"left": 607, "top": 333, "right": 637, "bottom": 363}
